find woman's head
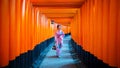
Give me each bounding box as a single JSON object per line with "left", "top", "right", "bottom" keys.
{"left": 57, "top": 25, "right": 62, "bottom": 30}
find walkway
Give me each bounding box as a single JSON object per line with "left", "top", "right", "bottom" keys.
{"left": 39, "top": 36, "right": 77, "bottom": 68}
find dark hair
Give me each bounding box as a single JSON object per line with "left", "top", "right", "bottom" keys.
{"left": 57, "top": 25, "right": 61, "bottom": 28}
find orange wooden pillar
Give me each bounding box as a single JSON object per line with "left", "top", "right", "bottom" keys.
{"left": 9, "top": 0, "right": 17, "bottom": 61}
{"left": 70, "top": 20, "right": 73, "bottom": 40}
{"left": 36, "top": 10, "right": 38, "bottom": 44}
{"left": 46, "top": 19, "right": 49, "bottom": 39}
{"left": 46, "top": 18, "right": 49, "bottom": 39}
{"left": 0, "top": 0, "right": 10, "bottom": 67}
{"left": 117, "top": 0, "right": 120, "bottom": 67}
{"left": 84, "top": 1, "right": 88, "bottom": 51}
{"left": 73, "top": 14, "right": 76, "bottom": 43}
{"left": 73, "top": 15, "right": 77, "bottom": 44}
{"left": 44, "top": 17, "right": 47, "bottom": 40}
{"left": 93, "top": 0, "right": 98, "bottom": 57}
{"left": 81, "top": 4, "right": 85, "bottom": 49}
{"left": 43, "top": 16, "right": 46, "bottom": 41}
{"left": 49, "top": 20, "right": 51, "bottom": 38}
{"left": 40, "top": 13, "right": 43, "bottom": 42}
{"left": 41, "top": 14, "right": 44, "bottom": 42}
{"left": 50, "top": 19, "right": 54, "bottom": 37}
{"left": 108, "top": 0, "right": 118, "bottom": 67}
{"left": 26, "top": 0, "right": 33, "bottom": 51}
{"left": 89, "top": 0, "right": 94, "bottom": 54}
{"left": 34, "top": 8, "right": 37, "bottom": 45}
{"left": 76, "top": 15, "right": 79, "bottom": 44}
{"left": 78, "top": 9, "right": 82, "bottom": 46}
{"left": 20, "top": 0, "right": 26, "bottom": 54}
{"left": 71, "top": 18, "right": 74, "bottom": 41}
{"left": 24, "top": 0, "right": 27, "bottom": 53}
{"left": 25, "top": 0, "right": 29, "bottom": 52}
{"left": 77, "top": 9, "right": 82, "bottom": 46}
{"left": 16, "top": 0, "right": 22, "bottom": 57}
{"left": 39, "top": 14, "right": 42, "bottom": 43}
{"left": 28, "top": 0, "right": 32, "bottom": 50}
{"left": 82, "top": 1, "right": 89, "bottom": 51}
{"left": 36, "top": 9, "right": 39, "bottom": 44}
{"left": 96, "top": 0, "right": 103, "bottom": 60}
{"left": 44, "top": 18, "right": 46, "bottom": 40}
{"left": 102, "top": 0, "right": 109, "bottom": 64}
{"left": 92, "top": 0, "right": 96, "bottom": 55}
{"left": 28, "top": 2, "right": 32, "bottom": 50}
{"left": 86, "top": 0, "right": 90, "bottom": 52}
{"left": 31, "top": 8, "right": 35, "bottom": 49}
{"left": 38, "top": 13, "right": 40, "bottom": 43}
{"left": 91, "top": 0, "right": 95, "bottom": 54}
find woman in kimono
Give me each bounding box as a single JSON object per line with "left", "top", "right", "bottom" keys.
{"left": 54, "top": 25, "right": 65, "bottom": 58}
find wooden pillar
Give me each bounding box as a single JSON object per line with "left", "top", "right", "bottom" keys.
{"left": 16, "top": 0, "right": 22, "bottom": 57}
{"left": 89, "top": 0, "right": 94, "bottom": 54}
{"left": 81, "top": 4, "right": 85, "bottom": 48}
{"left": 93, "top": 0, "right": 98, "bottom": 57}
{"left": 25, "top": 0, "right": 29, "bottom": 52}
{"left": 34, "top": 8, "right": 37, "bottom": 45}
{"left": 29, "top": 3, "right": 32, "bottom": 50}
{"left": 0, "top": 0, "right": 10, "bottom": 67}
{"left": 31, "top": 8, "right": 35, "bottom": 49}
{"left": 9, "top": 0, "right": 17, "bottom": 60}
{"left": 86, "top": 0, "right": 90, "bottom": 52}
{"left": 93, "top": 0, "right": 96, "bottom": 54}
{"left": 20, "top": 0, "right": 26, "bottom": 54}
{"left": 77, "top": 9, "right": 82, "bottom": 46}
{"left": 82, "top": 1, "right": 87, "bottom": 50}
{"left": 108, "top": 0, "right": 117, "bottom": 66}
{"left": 96, "top": 0, "right": 103, "bottom": 60}
{"left": 102, "top": 0, "right": 109, "bottom": 64}
{"left": 117, "top": 0, "right": 120, "bottom": 67}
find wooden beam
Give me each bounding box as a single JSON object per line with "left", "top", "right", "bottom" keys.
{"left": 44, "top": 13, "right": 75, "bottom": 18}
{"left": 32, "top": 2, "right": 83, "bottom": 8}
